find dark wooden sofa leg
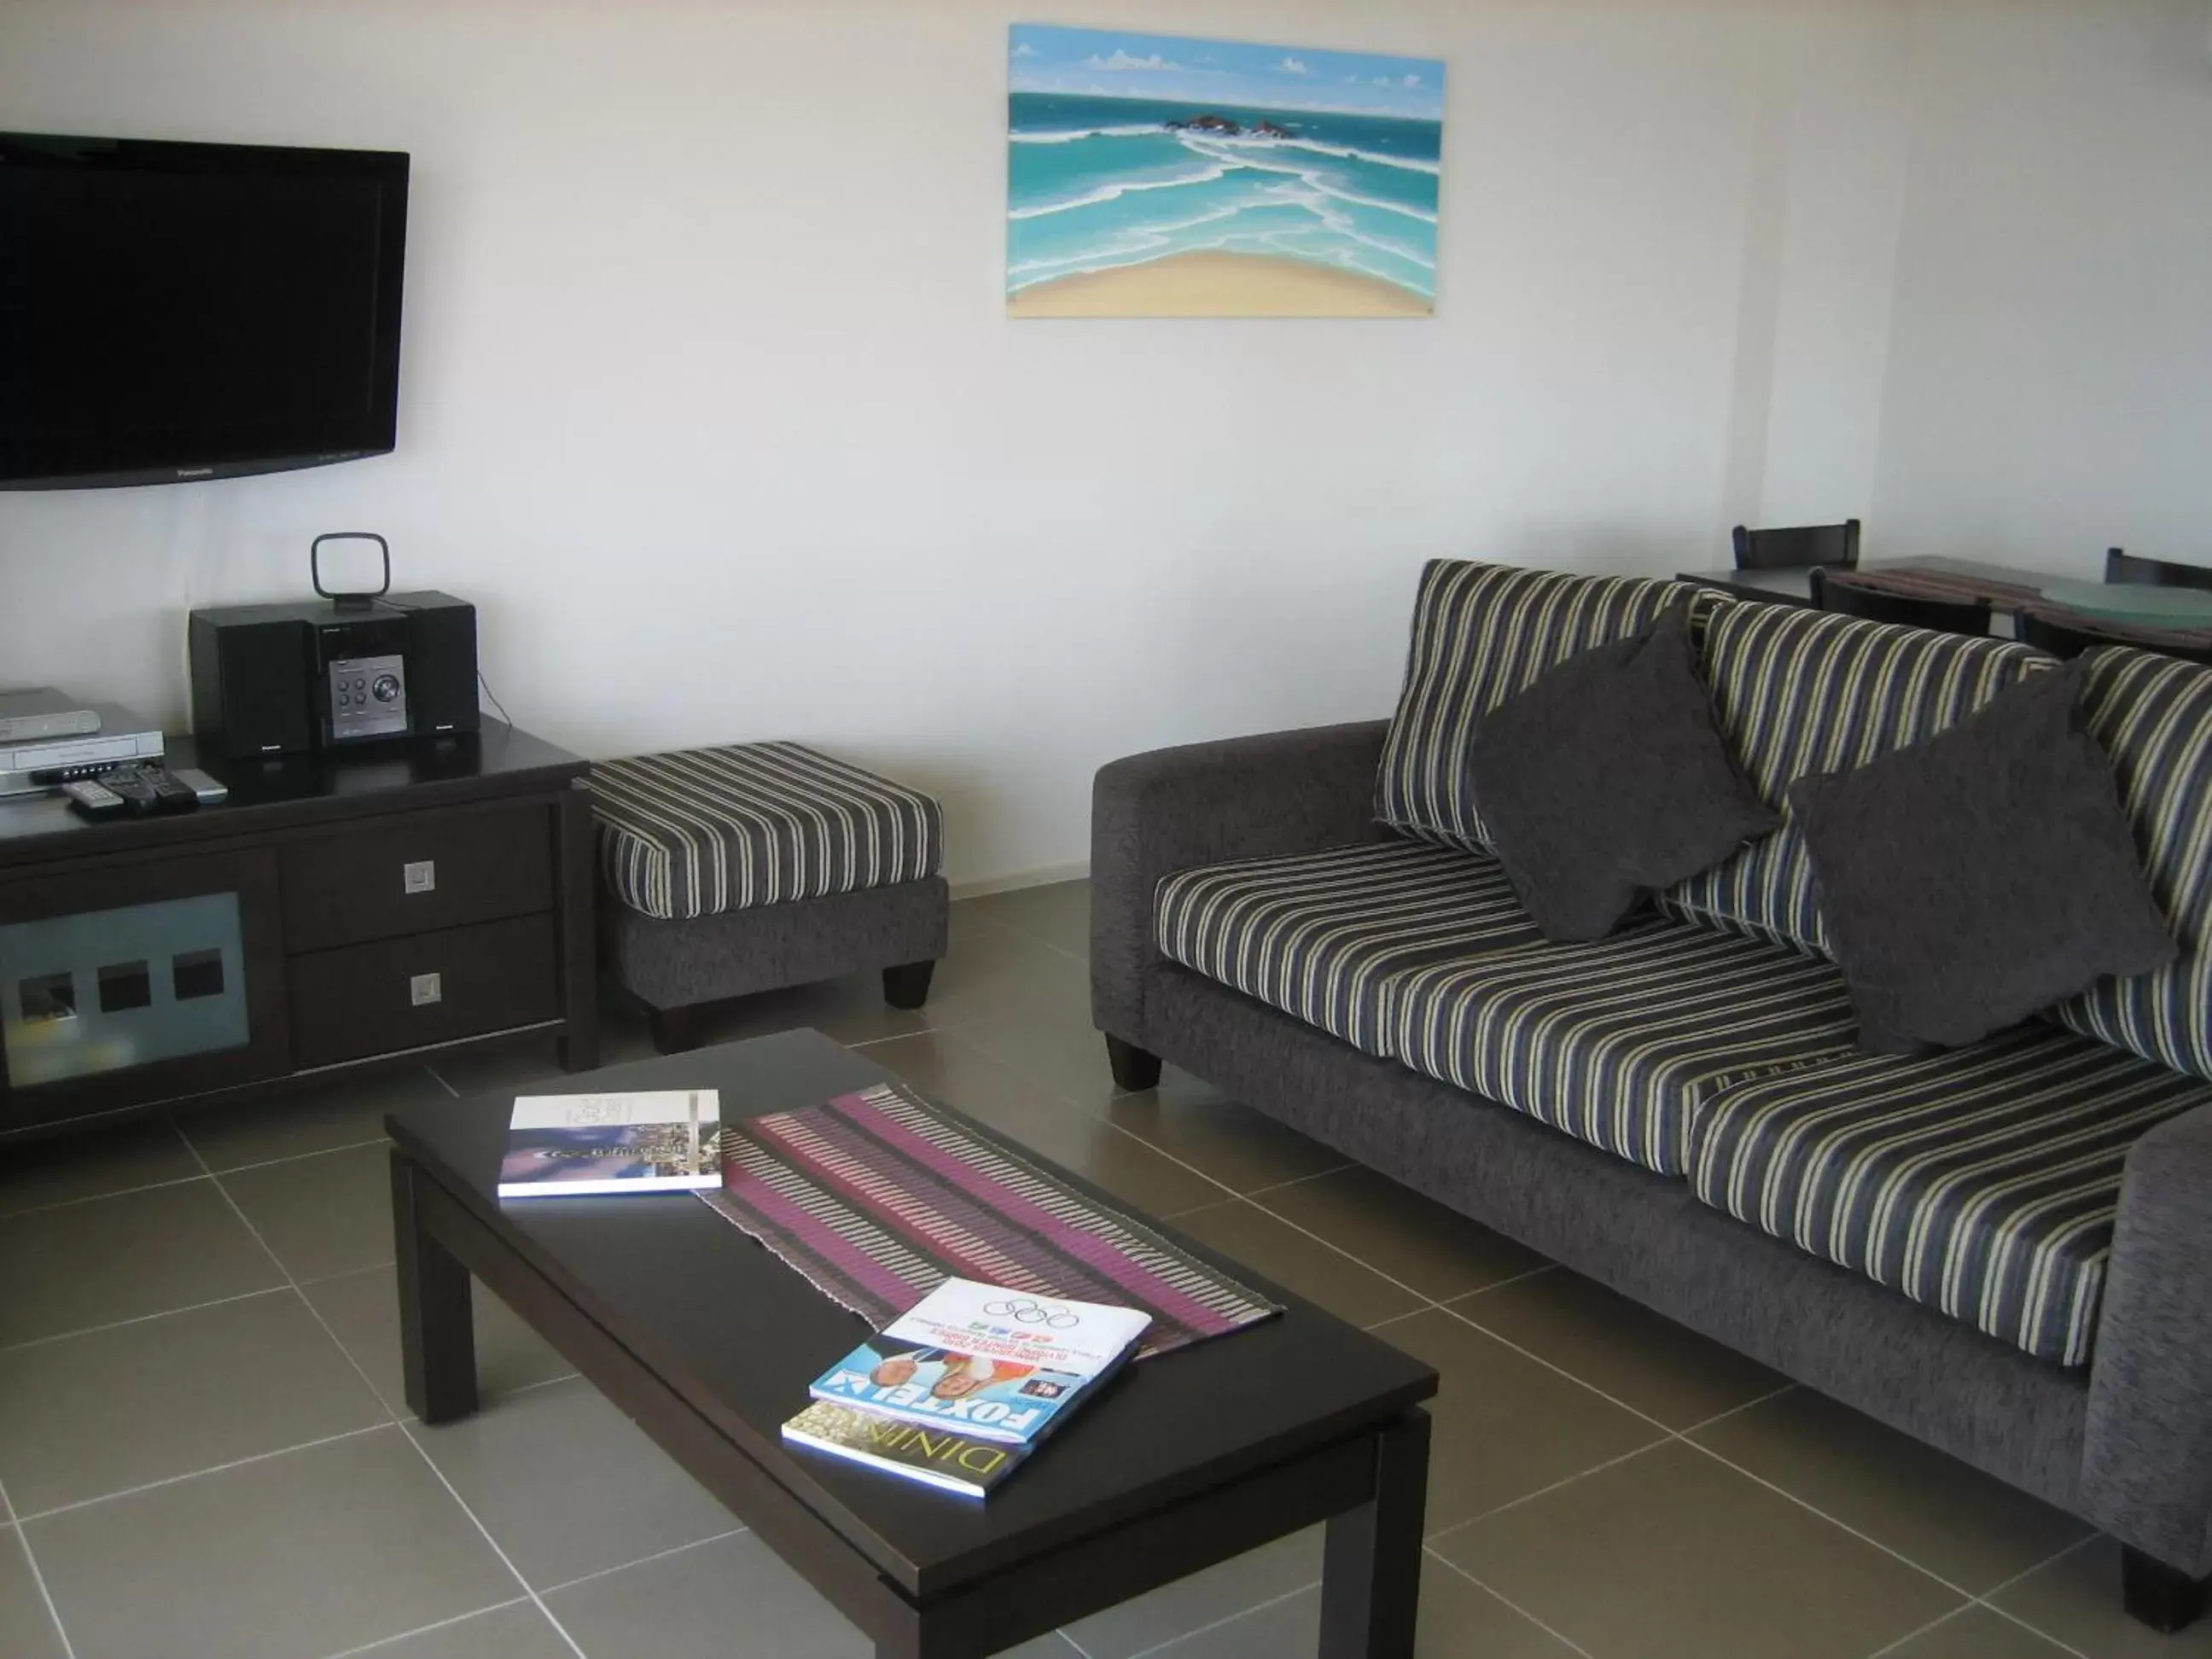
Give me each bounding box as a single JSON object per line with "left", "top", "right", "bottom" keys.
{"left": 2124, "top": 1546, "right": 2209, "bottom": 1633}
{"left": 882, "top": 960, "right": 936, "bottom": 1010}
{"left": 649, "top": 1003, "right": 700, "bottom": 1055}
{"left": 1104, "top": 1034, "right": 1161, "bottom": 1092}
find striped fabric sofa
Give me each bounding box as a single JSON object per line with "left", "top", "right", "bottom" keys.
{"left": 1091, "top": 561, "right": 2212, "bottom": 1633}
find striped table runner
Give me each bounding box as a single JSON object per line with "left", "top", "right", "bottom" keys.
{"left": 701, "top": 1082, "right": 1280, "bottom": 1359}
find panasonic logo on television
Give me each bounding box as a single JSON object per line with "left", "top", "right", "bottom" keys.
{"left": 175, "top": 465, "right": 214, "bottom": 479}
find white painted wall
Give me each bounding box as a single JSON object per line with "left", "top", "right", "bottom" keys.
{"left": 0, "top": 1, "right": 2206, "bottom": 885}
{"left": 1866, "top": 0, "right": 2212, "bottom": 575}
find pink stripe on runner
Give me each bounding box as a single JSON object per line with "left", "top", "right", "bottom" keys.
{"left": 821, "top": 1093, "right": 1237, "bottom": 1337}
{"left": 714, "top": 1162, "right": 928, "bottom": 1310}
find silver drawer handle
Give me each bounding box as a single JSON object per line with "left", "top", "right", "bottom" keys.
{"left": 410, "top": 972, "right": 443, "bottom": 1007}
{"left": 403, "top": 860, "right": 437, "bottom": 895}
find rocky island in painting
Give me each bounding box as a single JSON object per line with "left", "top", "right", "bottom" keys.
{"left": 1007, "top": 25, "right": 1443, "bottom": 317}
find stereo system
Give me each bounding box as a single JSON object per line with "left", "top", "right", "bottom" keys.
{"left": 189, "top": 592, "right": 479, "bottom": 760}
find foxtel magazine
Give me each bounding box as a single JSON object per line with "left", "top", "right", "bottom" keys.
{"left": 805, "top": 1278, "right": 1150, "bottom": 1447}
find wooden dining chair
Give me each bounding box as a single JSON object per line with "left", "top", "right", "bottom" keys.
{"left": 2017, "top": 609, "right": 2212, "bottom": 667}
{"left": 1732, "top": 519, "right": 1860, "bottom": 571}
{"left": 1811, "top": 567, "right": 1990, "bottom": 636}
{"left": 2105, "top": 548, "right": 2212, "bottom": 591}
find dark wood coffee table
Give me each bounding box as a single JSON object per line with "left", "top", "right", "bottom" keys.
{"left": 386, "top": 1029, "right": 1438, "bottom": 1658}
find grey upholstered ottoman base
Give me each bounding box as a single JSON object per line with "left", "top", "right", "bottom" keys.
{"left": 601, "top": 876, "right": 949, "bottom": 1051}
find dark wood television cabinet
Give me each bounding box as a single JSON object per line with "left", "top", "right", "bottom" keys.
{"left": 0, "top": 722, "right": 597, "bottom": 1142}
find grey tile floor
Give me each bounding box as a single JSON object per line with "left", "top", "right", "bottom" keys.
{"left": 0, "top": 881, "right": 2192, "bottom": 1657}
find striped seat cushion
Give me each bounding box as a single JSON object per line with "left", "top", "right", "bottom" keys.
{"left": 1692, "top": 1026, "right": 2210, "bottom": 1365}
{"left": 1389, "top": 923, "right": 1859, "bottom": 1176}
{"left": 1375, "top": 561, "right": 1714, "bottom": 853}
{"left": 1662, "top": 602, "right": 2051, "bottom": 954}
{"left": 1155, "top": 840, "right": 1543, "bottom": 1056}
{"left": 588, "top": 742, "right": 942, "bottom": 921}
{"left": 2046, "top": 649, "right": 2212, "bottom": 1080}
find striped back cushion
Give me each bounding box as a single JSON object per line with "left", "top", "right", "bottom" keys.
{"left": 588, "top": 742, "right": 942, "bottom": 921}
{"left": 2046, "top": 649, "right": 2212, "bottom": 1079}
{"left": 1375, "top": 561, "right": 1710, "bottom": 852}
{"left": 1662, "top": 603, "right": 2051, "bottom": 954}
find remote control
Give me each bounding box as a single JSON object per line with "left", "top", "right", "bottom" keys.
{"left": 171, "top": 766, "right": 230, "bottom": 805}
{"left": 96, "top": 763, "right": 201, "bottom": 817}
{"left": 62, "top": 777, "right": 126, "bottom": 818}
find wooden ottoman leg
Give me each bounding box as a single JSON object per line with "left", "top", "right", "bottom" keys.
{"left": 650, "top": 1004, "right": 701, "bottom": 1054}
{"left": 882, "top": 961, "right": 936, "bottom": 1010}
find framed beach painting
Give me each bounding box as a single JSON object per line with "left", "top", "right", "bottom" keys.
{"left": 1006, "top": 24, "right": 1442, "bottom": 317}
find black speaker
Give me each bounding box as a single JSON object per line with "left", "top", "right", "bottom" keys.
{"left": 189, "top": 608, "right": 315, "bottom": 758}
{"left": 403, "top": 596, "right": 480, "bottom": 736}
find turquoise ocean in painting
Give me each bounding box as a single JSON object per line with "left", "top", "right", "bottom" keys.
{"left": 1007, "top": 93, "right": 1441, "bottom": 300}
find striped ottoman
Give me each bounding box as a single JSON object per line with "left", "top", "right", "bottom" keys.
{"left": 586, "top": 742, "right": 947, "bottom": 1052}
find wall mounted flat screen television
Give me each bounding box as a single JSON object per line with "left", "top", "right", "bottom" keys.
{"left": 0, "top": 132, "right": 408, "bottom": 490}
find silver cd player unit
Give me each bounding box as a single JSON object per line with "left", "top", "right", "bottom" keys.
{"left": 0, "top": 703, "right": 165, "bottom": 799}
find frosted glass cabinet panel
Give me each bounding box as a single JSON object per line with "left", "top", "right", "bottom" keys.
{"left": 0, "top": 847, "right": 287, "bottom": 1127}
{"left": 1, "top": 894, "right": 252, "bottom": 1086}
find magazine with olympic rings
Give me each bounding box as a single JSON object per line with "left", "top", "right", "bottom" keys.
{"left": 804, "top": 1278, "right": 1152, "bottom": 1447}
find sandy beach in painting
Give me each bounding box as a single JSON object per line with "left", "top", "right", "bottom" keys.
{"left": 1008, "top": 250, "right": 1429, "bottom": 317}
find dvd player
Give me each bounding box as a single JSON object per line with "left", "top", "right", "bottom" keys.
{"left": 0, "top": 703, "right": 165, "bottom": 799}
{"left": 0, "top": 687, "right": 102, "bottom": 744}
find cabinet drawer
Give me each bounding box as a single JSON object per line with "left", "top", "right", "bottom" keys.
{"left": 289, "top": 914, "right": 558, "bottom": 1068}
{"left": 281, "top": 806, "right": 553, "bottom": 953}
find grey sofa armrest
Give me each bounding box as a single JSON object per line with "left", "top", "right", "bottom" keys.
{"left": 2083, "top": 1103, "right": 2212, "bottom": 1577}
{"left": 1090, "top": 720, "right": 1392, "bottom": 1045}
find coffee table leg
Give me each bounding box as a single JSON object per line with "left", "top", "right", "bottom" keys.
{"left": 1318, "top": 1408, "right": 1430, "bottom": 1659}
{"left": 391, "top": 1150, "right": 480, "bottom": 1423}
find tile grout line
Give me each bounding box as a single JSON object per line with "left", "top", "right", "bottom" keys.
{"left": 917, "top": 1024, "right": 1260, "bottom": 1213}
{"left": 0, "top": 1125, "right": 399, "bottom": 1224}
{"left": 1420, "top": 1440, "right": 1677, "bottom": 1547}
{"left": 1423, "top": 1545, "right": 1603, "bottom": 1659}
{"left": 15, "top": 1423, "right": 397, "bottom": 1523}
{"left": 313, "top": 1596, "right": 535, "bottom": 1659}
{"left": 391, "top": 1417, "right": 593, "bottom": 1659}
{"left": 0, "top": 1473, "right": 79, "bottom": 1659}
{"left": 1680, "top": 1436, "right": 1986, "bottom": 1605}
{"left": 0, "top": 1284, "right": 296, "bottom": 1354}
{"left": 1953, "top": 1536, "right": 2100, "bottom": 1659}
{"left": 1845, "top": 1525, "right": 2098, "bottom": 1658}
{"left": 0, "top": 1170, "right": 213, "bottom": 1220}
{"left": 1118, "top": 1576, "right": 1324, "bottom": 1659}
{"left": 533, "top": 1525, "right": 749, "bottom": 1596}
{"left": 178, "top": 1132, "right": 594, "bottom": 1659}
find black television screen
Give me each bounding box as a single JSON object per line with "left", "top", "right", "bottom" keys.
{"left": 0, "top": 132, "right": 408, "bottom": 490}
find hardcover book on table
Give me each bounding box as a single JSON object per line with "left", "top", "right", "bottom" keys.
{"left": 804, "top": 1278, "right": 1150, "bottom": 1447}
{"left": 497, "top": 1089, "right": 722, "bottom": 1197}
{"left": 780, "top": 1400, "right": 1027, "bottom": 1499}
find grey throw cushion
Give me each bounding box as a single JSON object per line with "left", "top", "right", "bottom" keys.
{"left": 1467, "top": 605, "right": 1779, "bottom": 941}
{"left": 1788, "top": 658, "right": 2175, "bottom": 1053}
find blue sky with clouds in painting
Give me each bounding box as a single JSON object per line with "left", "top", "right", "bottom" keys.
{"left": 1009, "top": 24, "right": 1444, "bottom": 121}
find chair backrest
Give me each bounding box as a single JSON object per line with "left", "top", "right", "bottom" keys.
{"left": 2017, "top": 607, "right": 2212, "bottom": 667}
{"left": 1732, "top": 519, "right": 1860, "bottom": 571}
{"left": 1810, "top": 567, "right": 1990, "bottom": 637}
{"left": 2105, "top": 547, "right": 2212, "bottom": 591}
